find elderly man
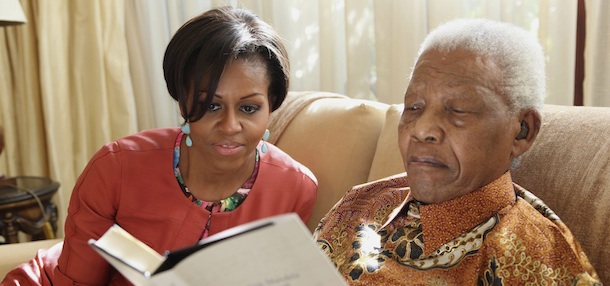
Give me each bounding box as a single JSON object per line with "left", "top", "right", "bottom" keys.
{"left": 313, "top": 19, "right": 601, "bottom": 285}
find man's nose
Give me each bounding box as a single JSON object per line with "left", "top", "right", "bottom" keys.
{"left": 411, "top": 110, "right": 443, "bottom": 143}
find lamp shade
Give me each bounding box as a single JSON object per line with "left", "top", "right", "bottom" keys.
{"left": 0, "top": 0, "right": 27, "bottom": 26}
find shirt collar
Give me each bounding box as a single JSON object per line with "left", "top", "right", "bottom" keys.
{"left": 415, "top": 172, "right": 516, "bottom": 256}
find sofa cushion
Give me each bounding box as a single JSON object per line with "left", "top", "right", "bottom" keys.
{"left": 368, "top": 104, "right": 404, "bottom": 181}
{"left": 270, "top": 92, "right": 389, "bottom": 231}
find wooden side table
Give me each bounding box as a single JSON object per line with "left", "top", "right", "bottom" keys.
{"left": 0, "top": 176, "right": 60, "bottom": 244}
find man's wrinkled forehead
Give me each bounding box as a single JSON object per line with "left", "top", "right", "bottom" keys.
{"left": 409, "top": 48, "right": 503, "bottom": 93}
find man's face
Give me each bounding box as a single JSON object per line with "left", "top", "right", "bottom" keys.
{"left": 398, "top": 48, "right": 519, "bottom": 204}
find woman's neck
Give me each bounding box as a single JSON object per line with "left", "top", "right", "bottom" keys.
{"left": 179, "top": 142, "right": 256, "bottom": 201}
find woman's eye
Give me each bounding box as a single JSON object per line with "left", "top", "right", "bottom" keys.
{"left": 207, "top": 103, "right": 221, "bottom": 112}
{"left": 240, "top": 105, "right": 260, "bottom": 114}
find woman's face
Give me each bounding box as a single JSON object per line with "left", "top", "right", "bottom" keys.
{"left": 188, "top": 57, "right": 271, "bottom": 172}
{"left": 398, "top": 48, "right": 521, "bottom": 204}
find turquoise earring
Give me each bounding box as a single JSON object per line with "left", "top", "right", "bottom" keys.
{"left": 261, "top": 129, "right": 270, "bottom": 154}
{"left": 181, "top": 122, "right": 192, "bottom": 147}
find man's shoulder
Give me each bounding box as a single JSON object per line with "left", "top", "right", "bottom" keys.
{"left": 314, "top": 173, "right": 410, "bottom": 235}
{"left": 492, "top": 185, "right": 567, "bottom": 240}
{"left": 345, "top": 172, "right": 410, "bottom": 203}
{"left": 484, "top": 198, "right": 600, "bottom": 283}
{"left": 484, "top": 191, "right": 583, "bottom": 261}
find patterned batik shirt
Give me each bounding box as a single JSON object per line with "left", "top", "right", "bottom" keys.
{"left": 313, "top": 172, "right": 601, "bottom": 285}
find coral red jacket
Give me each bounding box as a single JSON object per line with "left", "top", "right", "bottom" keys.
{"left": 2, "top": 128, "right": 317, "bottom": 285}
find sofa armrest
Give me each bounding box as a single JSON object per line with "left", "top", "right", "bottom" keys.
{"left": 0, "top": 239, "right": 62, "bottom": 278}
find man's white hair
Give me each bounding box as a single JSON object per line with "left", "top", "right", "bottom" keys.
{"left": 410, "top": 18, "right": 546, "bottom": 113}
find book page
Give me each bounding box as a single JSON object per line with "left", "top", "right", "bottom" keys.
{"left": 89, "top": 245, "right": 155, "bottom": 286}
{"left": 152, "top": 213, "right": 347, "bottom": 286}
{"left": 90, "top": 224, "right": 165, "bottom": 275}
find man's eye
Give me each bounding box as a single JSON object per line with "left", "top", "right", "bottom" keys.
{"left": 240, "top": 105, "right": 260, "bottom": 114}
{"left": 449, "top": 107, "right": 467, "bottom": 114}
{"left": 207, "top": 103, "right": 221, "bottom": 112}
{"left": 404, "top": 105, "right": 421, "bottom": 112}
{"left": 400, "top": 105, "right": 420, "bottom": 122}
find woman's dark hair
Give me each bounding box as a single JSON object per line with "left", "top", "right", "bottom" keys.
{"left": 163, "top": 6, "right": 290, "bottom": 122}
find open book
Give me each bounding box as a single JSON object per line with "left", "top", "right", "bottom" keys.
{"left": 88, "top": 213, "right": 347, "bottom": 286}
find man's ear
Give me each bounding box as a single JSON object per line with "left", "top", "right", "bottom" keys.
{"left": 512, "top": 109, "right": 541, "bottom": 158}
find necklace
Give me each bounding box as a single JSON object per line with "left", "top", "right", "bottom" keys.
{"left": 173, "top": 131, "right": 260, "bottom": 239}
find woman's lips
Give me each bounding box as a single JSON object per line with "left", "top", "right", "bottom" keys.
{"left": 214, "top": 142, "right": 243, "bottom": 156}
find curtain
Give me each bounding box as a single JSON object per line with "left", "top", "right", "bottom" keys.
{"left": 234, "top": 0, "right": 578, "bottom": 105}
{"left": 0, "top": 0, "right": 604, "bottom": 239}
{"left": 584, "top": 0, "right": 610, "bottom": 106}
{"left": 1, "top": 0, "right": 139, "bottom": 238}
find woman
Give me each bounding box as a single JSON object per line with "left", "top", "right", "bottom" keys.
{"left": 3, "top": 6, "right": 317, "bottom": 285}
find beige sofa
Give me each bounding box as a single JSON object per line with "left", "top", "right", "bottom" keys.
{"left": 1, "top": 91, "right": 609, "bottom": 284}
